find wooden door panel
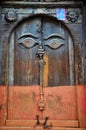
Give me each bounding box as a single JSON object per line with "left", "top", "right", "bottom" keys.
{"left": 43, "top": 47, "right": 69, "bottom": 86}
{"left": 8, "top": 86, "right": 42, "bottom": 120}
{"left": 13, "top": 16, "right": 74, "bottom": 87}
{"left": 14, "top": 17, "right": 41, "bottom": 86}
{"left": 8, "top": 16, "right": 76, "bottom": 125}
{"left": 42, "top": 17, "right": 72, "bottom": 86}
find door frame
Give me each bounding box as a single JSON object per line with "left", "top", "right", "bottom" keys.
{"left": 7, "top": 14, "right": 78, "bottom": 123}
{"left": 0, "top": 1, "right": 86, "bottom": 127}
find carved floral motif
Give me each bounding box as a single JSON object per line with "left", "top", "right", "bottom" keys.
{"left": 5, "top": 10, "right": 17, "bottom": 22}
{"left": 66, "top": 9, "right": 80, "bottom": 23}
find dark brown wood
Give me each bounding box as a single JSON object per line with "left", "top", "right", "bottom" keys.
{"left": 0, "top": 6, "right": 2, "bottom": 85}
{"left": 82, "top": 4, "right": 86, "bottom": 85}
{"left": 14, "top": 17, "right": 40, "bottom": 86}
{"left": 42, "top": 17, "right": 74, "bottom": 86}
{"left": 10, "top": 16, "right": 74, "bottom": 86}
{"left": 0, "top": 2, "right": 84, "bottom": 86}
{"left": 1, "top": 1, "right": 82, "bottom": 8}
{"left": 66, "top": 23, "right": 83, "bottom": 85}
{"left": 0, "top": 9, "right": 16, "bottom": 85}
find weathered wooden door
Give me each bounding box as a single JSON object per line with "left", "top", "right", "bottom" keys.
{"left": 7, "top": 15, "right": 78, "bottom": 127}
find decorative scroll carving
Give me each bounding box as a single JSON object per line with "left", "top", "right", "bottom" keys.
{"left": 3, "top": 8, "right": 82, "bottom": 24}
{"left": 5, "top": 10, "right": 17, "bottom": 22}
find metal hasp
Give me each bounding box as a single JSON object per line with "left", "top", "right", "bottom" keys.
{"left": 43, "top": 117, "right": 48, "bottom": 129}
{"left": 36, "top": 41, "right": 45, "bottom": 111}
{"left": 36, "top": 115, "right": 40, "bottom": 125}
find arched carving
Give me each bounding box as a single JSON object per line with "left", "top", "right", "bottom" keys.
{"left": 8, "top": 15, "right": 74, "bottom": 86}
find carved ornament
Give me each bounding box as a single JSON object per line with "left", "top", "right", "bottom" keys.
{"left": 66, "top": 9, "right": 79, "bottom": 23}
{"left": 5, "top": 10, "right": 17, "bottom": 22}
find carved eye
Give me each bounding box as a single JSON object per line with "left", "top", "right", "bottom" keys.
{"left": 18, "top": 38, "right": 38, "bottom": 49}
{"left": 45, "top": 39, "right": 64, "bottom": 49}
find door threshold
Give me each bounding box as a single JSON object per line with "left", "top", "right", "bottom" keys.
{"left": 0, "top": 126, "right": 85, "bottom": 130}
{"left": 6, "top": 120, "right": 79, "bottom": 128}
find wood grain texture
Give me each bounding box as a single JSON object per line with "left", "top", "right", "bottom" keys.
{"left": 82, "top": 5, "right": 86, "bottom": 85}
{"left": 2, "top": 1, "right": 82, "bottom": 8}
{"left": 14, "top": 17, "right": 41, "bottom": 86}
{"left": 10, "top": 16, "right": 74, "bottom": 86}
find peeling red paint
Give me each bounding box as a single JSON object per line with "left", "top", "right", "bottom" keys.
{"left": 81, "top": 91, "right": 86, "bottom": 115}
{"left": 0, "top": 85, "right": 86, "bottom": 128}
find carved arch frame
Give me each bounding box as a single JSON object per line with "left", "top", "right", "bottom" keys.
{"left": 7, "top": 13, "right": 82, "bottom": 86}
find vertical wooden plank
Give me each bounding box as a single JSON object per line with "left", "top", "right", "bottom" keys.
{"left": 76, "top": 5, "right": 86, "bottom": 128}
{"left": 0, "top": 8, "right": 18, "bottom": 85}
{"left": 66, "top": 23, "right": 83, "bottom": 85}
{"left": 1, "top": 13, "right": 11, "bottom": 85}
{"left": 82, "top": 4, "right": 86, "bottom": 85}
{"left": 0, "top": 6, "right": 2, "bottom": 85}
{"left": 8, "top": 33, "right": 14, "bottom": 85}
{"left": 68, "top": 35, "right": 74, "bottom": 85}
{"left": 0, "top": 7, "right": 8, "bottom": 126}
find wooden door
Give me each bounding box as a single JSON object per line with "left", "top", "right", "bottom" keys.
{"left": 7, "top": 15, "right": 78, "bottom": 127}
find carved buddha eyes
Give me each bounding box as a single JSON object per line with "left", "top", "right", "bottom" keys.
{"left": 18, "top": 38, "right": 38, "bottom": 49}
{"left": 45, "top": 39, "right": 64, "bottom": 49}
{"left": 44, "top": 34, "right": 65, "bottom": 49}
{"left": 17, "top": 33, "right": 65, "bottom": 50}
{"left": 18, "top": 33, "right": 39, "bottom": 49}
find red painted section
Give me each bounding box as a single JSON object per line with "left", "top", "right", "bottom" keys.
{"left": 80, "top": 87, "right": 86, "bottom": 115}
{"left": 43, "top": 86, "right": 77, "bottom": 120}
{"left": 0, "top": 85, "right": 86, "bottom": 128}
{"left": 0, "top": 86, "right": 7, "bottom": 126}
{"left": 8, "top": 86, "right": 42, "bottom": 120}
{"left": 76, "top": 85, "right": 86, "bottom": 127}
{"left": 7, "top": 86, "right": 77, "bottom": 120}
